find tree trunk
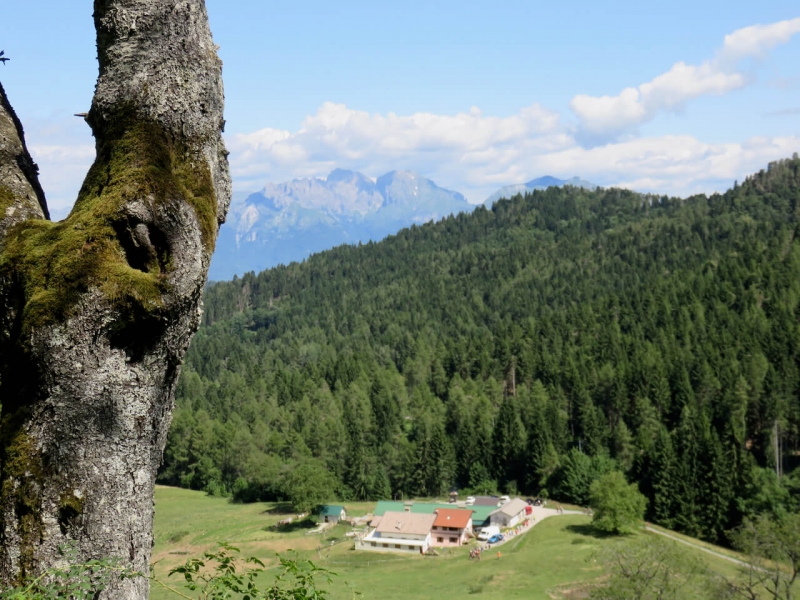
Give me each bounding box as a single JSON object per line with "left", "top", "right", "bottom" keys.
{"left": 0, "top": 1, "right": 230, "bottom": 597}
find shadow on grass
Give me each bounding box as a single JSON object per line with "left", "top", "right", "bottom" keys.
{"left": 262, "top": 502, "right": 294, "bottom": 515}
{"left": 271, "top": 518, "right": 317, "bottom": 533}
{"left": 565, "top": 523, "right": 625, "bottom": 540}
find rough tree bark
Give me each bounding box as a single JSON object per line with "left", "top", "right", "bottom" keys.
{"left": 0, "top": 1, "right": 230, "bottom": 598}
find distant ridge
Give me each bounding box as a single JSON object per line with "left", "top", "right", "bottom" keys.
{"left": 209, "top": 169, "right": 470, "bottom": 281}
{"left": 484, "top": 176, "right": 598, "bottom": 206}
{"left": 209, "top": 171, "right": 600, "bottom": 281}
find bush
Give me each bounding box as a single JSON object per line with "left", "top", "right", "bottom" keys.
{"left": 589, "top": 536, "right": 703, "bottom": 599}
{"left": 589, "top": 471, "right": 647, "bottom": 535}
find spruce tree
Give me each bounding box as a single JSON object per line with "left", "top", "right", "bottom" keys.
{"left": 674, "top": 406, "right": 703, "bottom": 537}
{"left": 611, "top": 420, "right": 635, "bottom": 473}
{"left": 698, "top": 429, "right": 733, "bottom": 543}
{"left": 427, "top": 422, "right": 452, "bottom": 497}
{"left": 370, "top": 464, "right": 393, "bottom": 501}
{"left": 492, "top": 395, "right": 527, "bottom": 490}
{"left": 525, "top": 400, "right": 559, "bottom": 493}
{"left": 649, "top": 427, "right": 677, "bottom": 528}
{"left": 577, "top": 390, "right": 606, "bottom": 456}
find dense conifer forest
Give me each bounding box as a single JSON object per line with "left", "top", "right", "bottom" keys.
{"left": 160, "top": 156, "right": 800, "bottom": 545}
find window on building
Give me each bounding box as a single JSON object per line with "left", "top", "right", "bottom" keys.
{"left": 450, "top": 537, "right": 457, "bottom": 543}
{"left": 395, "top": 544, "right": 401, "bottom": 549}
{"left": 437, "top": 537, "right": 443, "bottom": 543}
{"left": 382, "top": 544, "right": 388, "bottom": 548}
{"left": 371, "top": 542, "right": 376, "bottom": 547}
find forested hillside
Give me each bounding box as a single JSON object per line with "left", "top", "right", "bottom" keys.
{"left": 160, "top": 156, "right": 800, "bottom": 545}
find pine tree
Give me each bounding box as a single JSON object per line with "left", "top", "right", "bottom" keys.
{"left": 698, "top": 429, "right": 732, "bottom": 543}
{"left": 412, "top": 435, "right": 430, "bottom": 497}
{"left": 525, "top": 404, "right": 548, "bottom": 493}
{"left": 729, "top": 376, "right": 749, "bottom": 449}
{"left": 673, "top": 406, "right": 703, "bottom": 537}
{"left": 370, "top": 464, "right": 393, "bottom": 501}
{"left": 427, "top": 422, "right": 452, "bottom": 497}
{"left": 648, "top": 427, "right": 677, "bottom": 528}
{"left": 343, "top": 396, "right": 372, "bottom": 500}
{"left": 650, "top": 371, "right": 672, "bottom": 419}
{"left": 577, "top": 390, "right": 606, "bottom": 456}
{"left": 492, "top": 395, "right": 527, "bottom": 491}
{"left": 611, "top": 420, "right": 635, "bottom": 473}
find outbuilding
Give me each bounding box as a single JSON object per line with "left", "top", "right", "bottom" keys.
{"left": 318, "top": 505, "right": 346, "bottom": 524}
{"left": 489, "top": 498, "right": 528, "bottom": 528}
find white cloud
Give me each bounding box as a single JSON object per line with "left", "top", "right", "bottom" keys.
{"left": 28, "top": 143, "right": 94, "bottom": 219}
{"left": 570, "top": 18, "right": 800, "bottom": 140}
{"left": 535, "top": 134, "right": 800, "bottom": 197}
{"left": 569, "top": 88, "right": 647, "bottom": 138}
{"left": 720, "top": 18, "right": 800, "bottom": 62}
{"left": 227, "top": 100, "right": 799, "bottom": 203}
{"left": 18, "top": 97, "right": 799, "bottom": 218}
{"left": 227, "top": 101, "right": 568, "bottom": 197}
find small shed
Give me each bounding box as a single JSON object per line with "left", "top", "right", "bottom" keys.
{"left": 318, "top": 505, "right": 346, "bottom": 524}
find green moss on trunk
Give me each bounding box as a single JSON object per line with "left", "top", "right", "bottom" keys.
{"left": 0, "top": 185, "right": 15, "bottom": 214}
{"left": 57, "top": 491, "right": 85, "bottom": 536}
{"left": 0, "top": 116, "right": 218, "bottom": 334}
{"left": 0, "top": 416, "right": 44, "bottom": 583}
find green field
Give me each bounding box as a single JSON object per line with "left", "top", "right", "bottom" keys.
{"left": 150, "top": 486, "right": 744, "bottom": 600}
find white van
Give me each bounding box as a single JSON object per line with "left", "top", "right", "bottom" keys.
{"left": 477, "top": 525, "right": 500, "bottom": 541}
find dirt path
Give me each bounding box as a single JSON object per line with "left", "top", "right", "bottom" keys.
{"left": 645, "top": 525, "right": 752, "bottom": 569}
{"left": 492, "top": 508, "right": 754, "bottom": 571}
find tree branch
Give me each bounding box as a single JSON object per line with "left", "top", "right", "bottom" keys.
{"left": 0, "top": 82, "right": 48, "bottom": 244}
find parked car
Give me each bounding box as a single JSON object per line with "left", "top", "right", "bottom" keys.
{"left": 533, "top": 498, "right": 543, "bottom": 506}
{"left": 465, "top": 496, "right": 476, "bottom": 506}
{"left": 488, "top": 534, "right": 504, "bottom": 544}
{"left": 499, "top": 495, "right": 510, "bottom": 505}
{"left": 477, "top": 525, "right": 500, "bottom": 541}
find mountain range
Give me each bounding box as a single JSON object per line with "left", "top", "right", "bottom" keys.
{"left": 208, "top": 170, "right": 597, "bottom": 280}
{"left": 483, "top": 175, "right": 598, "bottom": 206}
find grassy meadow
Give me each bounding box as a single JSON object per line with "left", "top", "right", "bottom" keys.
{"left": 150, "top": 486, "right": 745, "bottom": 600}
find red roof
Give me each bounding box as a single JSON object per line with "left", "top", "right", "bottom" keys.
{"left": 433, "top": 508, "right": 473, "bottom": 529}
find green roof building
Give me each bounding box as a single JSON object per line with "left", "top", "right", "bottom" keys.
{"left": 317, "top": 505, "right": 346, "bottom": 523}
{"left": 372, "top": 501, "right": 494, "bottom": 528}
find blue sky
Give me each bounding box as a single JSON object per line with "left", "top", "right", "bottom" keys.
{"left": 2, "top": 1, "right": 799, "bottom": 216}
